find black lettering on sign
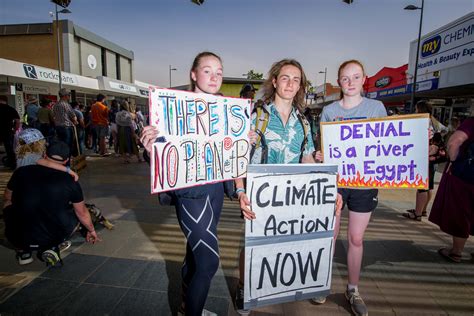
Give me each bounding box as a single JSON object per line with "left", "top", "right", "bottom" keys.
{"left": 256, "top": 248, "right": 325, "bottom": 289}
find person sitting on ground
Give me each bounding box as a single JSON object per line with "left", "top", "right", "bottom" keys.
{"left": 16, "top": 128, "right": 78, "bottom": 180}
{"left": 2, "top": 141, "right": 100, "bottom": 266}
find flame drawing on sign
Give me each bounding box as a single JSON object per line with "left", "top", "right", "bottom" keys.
{"left": 338, "top": 172, "right": 428, "bottom": 189}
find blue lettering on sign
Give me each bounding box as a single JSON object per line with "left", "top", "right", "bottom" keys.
{"left": 443, "top": 23, "right": 473, "bottom": 45}
{"left": 421, "top": 35, "right": 441, "bottom": 58}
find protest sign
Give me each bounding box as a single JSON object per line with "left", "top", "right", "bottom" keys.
{"left": 244, "top": 164, "right": 337, "bottom": 309}
{"left": 320, "top": 114, "right": 429, "bottom": 189}
{"left": 149, "top": 88, "right": 251, "bottom": 193}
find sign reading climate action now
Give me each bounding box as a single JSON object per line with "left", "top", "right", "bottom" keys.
{"left": 321, "top": 114, "right": 429, "bottom": 189}
{"left": 149, "top": 88, "right": 251, "bottom": 193}
{"left": 244, "top": 164, "right": 337, "bottom": 310}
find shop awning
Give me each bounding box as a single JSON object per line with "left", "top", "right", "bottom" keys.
{"left": 0, "top": 58, "right": 99, "bottom": 92}
{"left": 97, "top": 76, "right": 142, "bottom": 97}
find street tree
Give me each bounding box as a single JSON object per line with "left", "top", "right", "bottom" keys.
{"left": 244, "top": 70, "right": 263, "bottom": 80}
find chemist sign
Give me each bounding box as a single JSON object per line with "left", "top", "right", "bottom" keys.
{"left": 244, "top": 164, "right": 338, "bottom": 310}
{"left": 321, "top": 114, "right": 429, "bottom": 189}
{"left": 409, "top": 12, "right": 474, "bottom": 80}
{"left": 149, "top": 88, "right": 251, "bottom": 193}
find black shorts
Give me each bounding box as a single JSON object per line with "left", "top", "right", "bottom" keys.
{"left": 339, "top": 188, "right": 379, "bottom": 213}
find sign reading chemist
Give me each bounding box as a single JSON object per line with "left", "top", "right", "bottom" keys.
{"left": 411, "top": 13, "right": 474, "bottom": 75}
{"left": 244, "top": 164, "right": 337, "bottom": 310}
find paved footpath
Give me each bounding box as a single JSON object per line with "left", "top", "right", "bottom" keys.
{"left": 0, "top": 156, "right": 473, "bottom": 315}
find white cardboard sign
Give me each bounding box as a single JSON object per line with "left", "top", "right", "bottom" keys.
{"left": 149, "top": 88, "right": 251, "bottom": 193}
{"left": 321, "top": 114, "right": 429, "bottom": 189}
{"left": 244, "top": 164, "right": 337, "bottom": 309}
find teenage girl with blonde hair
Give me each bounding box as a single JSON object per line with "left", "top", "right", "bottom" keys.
{"left": 314, "top": 60, "right": 387, "bottom": 316}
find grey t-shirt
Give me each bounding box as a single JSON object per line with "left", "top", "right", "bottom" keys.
{"left": 321, "top": 97, "right": 387, "bottom": 122}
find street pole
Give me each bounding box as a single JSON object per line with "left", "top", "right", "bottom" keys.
{"left": 408, "top": 0, "right": 424, "bottom": 113}
{"left": 319, "top": 68, "right": 327, "bottom": 103}
{"left": 55, "top": 4, "right": 62, "bottom": 90}
{"left": 323, "top": 67, "right": 327, "bottom": 102}
{"left": 169, "top": 65, "right": 177, "bottom": 88}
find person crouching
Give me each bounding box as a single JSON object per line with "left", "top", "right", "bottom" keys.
{"left": 2, "top": 141, "right": 100, "bottom": 266}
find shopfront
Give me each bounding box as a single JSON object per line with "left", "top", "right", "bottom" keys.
{"left": 0, "top": 58, "right": 99, "bottom": 116}
{"left": 366, "top": 12, "right": 474, "bottom": 121}
{"left": 0, "top": 58, "right": 150, "bottom": 117}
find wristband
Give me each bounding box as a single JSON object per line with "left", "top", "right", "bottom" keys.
{"left": 66, "top": 166, "right": 71, "bottom": 173}
{"left": 235, "top": 188, "right": 246, "bottom": 195}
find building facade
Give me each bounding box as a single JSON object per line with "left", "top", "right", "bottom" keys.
{"left": 0, "top": 20, "right": 150, "bottom": 115}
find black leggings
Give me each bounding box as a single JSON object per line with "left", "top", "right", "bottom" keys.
{"left": 175, "top": 184, "right": 224, "bottom": 315}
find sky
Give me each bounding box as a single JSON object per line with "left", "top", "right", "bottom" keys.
{"left": 1, "top": 0, "right": 473, "bottom": 88}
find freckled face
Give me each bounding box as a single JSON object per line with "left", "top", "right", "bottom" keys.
{"left": 338, "top": 63, "right": 366, "bottom": 97}
{"left": 191, "top": 56, "right": 223, "bottom": 94}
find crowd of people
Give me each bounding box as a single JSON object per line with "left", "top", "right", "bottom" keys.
{"left": 0, "top": 89, "right": 145, "bottom": 267}
{"left": 1, "top": 51, "right": 473, "bottom": 316}
{"left": 2, "top": 89, "right": 146, "bottom": 167}
{"left": 141, "top": 52, "right": 473, "bottom": 316}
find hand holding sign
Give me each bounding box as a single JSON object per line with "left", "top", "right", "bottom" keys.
{"left": 140, "top": 125, "right": 160, "bottom": 153}
{"left": 244, "top": 164, "right": 338, "bottom": 309}
{"left": 238, "top": 192, "right": 255, "bottom": 220}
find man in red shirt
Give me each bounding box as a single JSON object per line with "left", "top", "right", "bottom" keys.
{"left": 90, "top": 94, "right": 109, "bottom": 156}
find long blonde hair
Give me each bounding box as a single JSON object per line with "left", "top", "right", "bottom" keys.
{"left": 16, "top": 139, "right": 46, "bottom": 159}
{"left": 262, "top": 59, "right": 307, "bottom": 113}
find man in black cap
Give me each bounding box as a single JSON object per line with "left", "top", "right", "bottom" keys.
{"left": 2, "top": 141, "right": 100, "bottom": 266}
{"left": 239, "top": 83, "right": 257, "bottom": 99}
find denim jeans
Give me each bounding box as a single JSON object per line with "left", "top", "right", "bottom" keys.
{"left": 55, "top": 126, "right": 74, "bottom": 154}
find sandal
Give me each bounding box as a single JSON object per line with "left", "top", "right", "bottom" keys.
{"left": 402, "top": 212, "right": 422, "bottom": 221}
{"left": 438, "top": 248, "right": 462, "bottom": 263}
{"left": 407, "top": 209, "right": 427, "bottom": 217}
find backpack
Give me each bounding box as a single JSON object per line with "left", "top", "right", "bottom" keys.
{"left": 250, "top": 104, "right": 310, "bottom": 164}
{"left": 451, "top": 141, "right": 474, "bottom": 185}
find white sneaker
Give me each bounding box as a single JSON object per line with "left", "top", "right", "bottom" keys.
{"left": 59, "top": 240, "right": 72, "bottom": 252}
{"left": 16, "top": 251, "right": 34, "bottom": 265}
{"left": 311, "top": 296, "right": 327, "bottom": 304}
{"left": 177, "top": 308, "right": 217, "bottom": 316}
{"left": 201, "top": 309, "right": 217, "bottom": 316}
